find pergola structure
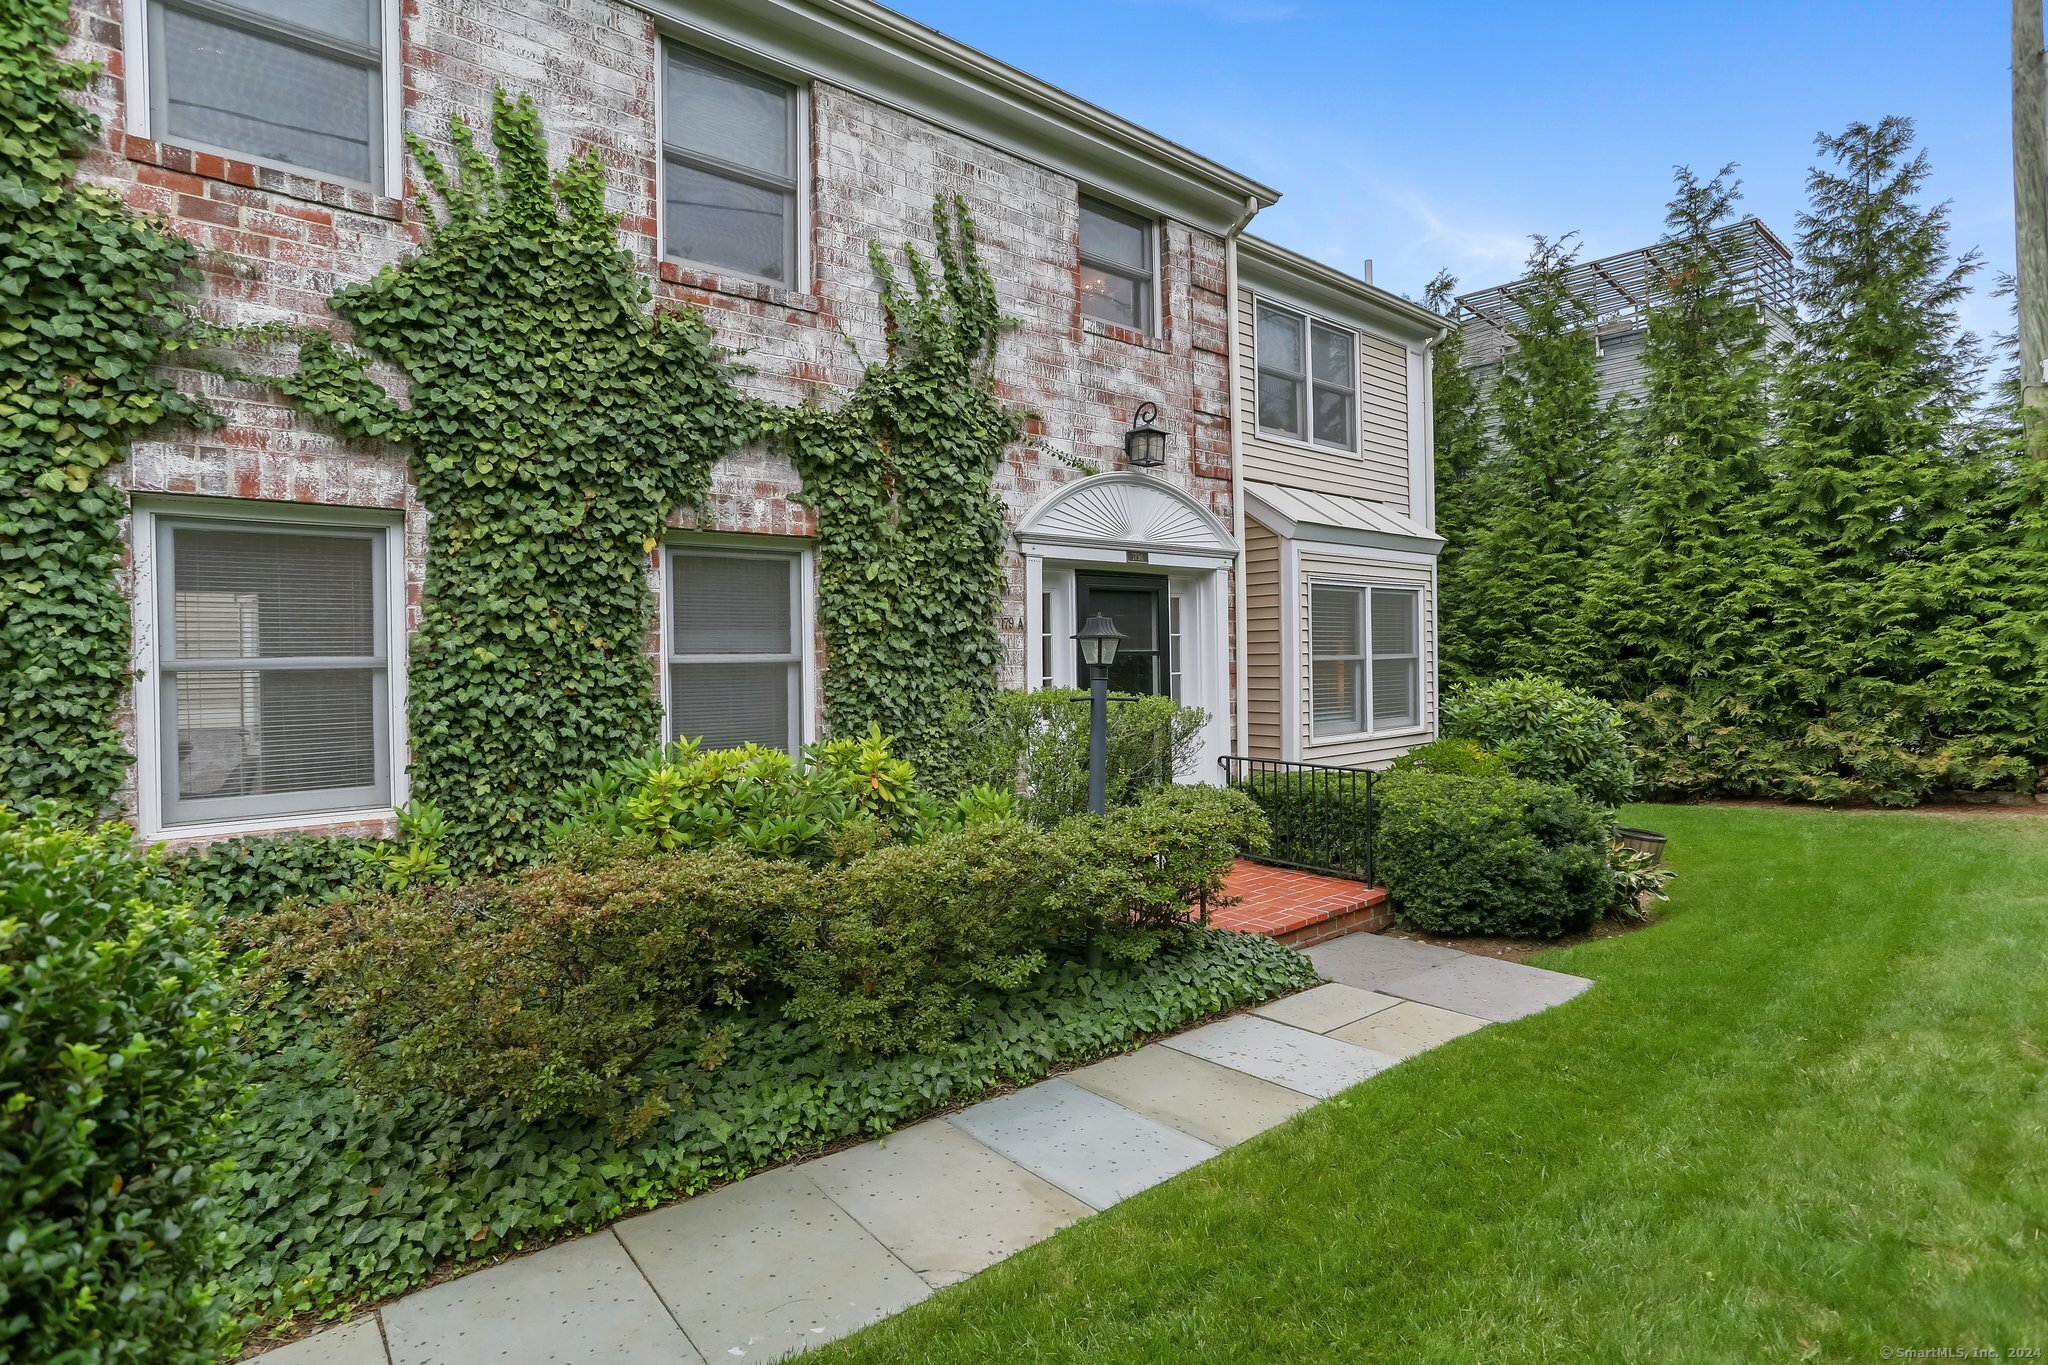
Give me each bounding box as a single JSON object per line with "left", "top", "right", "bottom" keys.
{"left": 1453, "top": 217, "right": 1796, "bottom": 368}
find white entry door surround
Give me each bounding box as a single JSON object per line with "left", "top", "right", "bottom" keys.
{"left": 1016, "top": 473, "right": 1237, "bottom": 776}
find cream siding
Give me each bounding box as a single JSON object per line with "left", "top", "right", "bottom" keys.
{"left": 1295, "top": 549, "right": 1437, "bottom": 768}
{"left": 1237, "top": 285, "right": 1411, "bottom": 508}
{"left": 1244, "top": 519, "right": 1283, "bottom": 759}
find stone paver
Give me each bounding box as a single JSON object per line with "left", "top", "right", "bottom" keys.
{"left": 1162, "top": 1013, "right": 1399, "bottom": 1098}
{"left": 255, "top": 1317, "right": 388, "bottom": 1365}
{"left": 1329, "top": 1000, "right": 1489, "bottom": 1058}
{"left": 1379, "top": 954, "right": 1593, "bottom": 1022}
{"left": 1251, "top": 982, "right": 1401, "bottom": 1034}
{"left": 805, "top": 1120, "right": 1091, "bottom": 1288}
{"left": 1305, "top": 933, "right": 1465, "bottom": 991}
{"left": 947, "top": 1078, "right": 1218, "bottom": 1209}
{"left": 1066, "top": 1045, "right": 1317, "bottom": 1148}
{"left": 381, "top": 1232, "right": 694, "bottom": 1365}
{"left": 615, "top": 1165, "right": 929, "bottom": 1361}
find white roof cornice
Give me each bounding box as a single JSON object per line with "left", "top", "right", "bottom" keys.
{"left": 1240, "top": 235, "right": 1451, "bottom": 343}
{"left": 635, "top": 0, "right": 1280, "bottom": 233}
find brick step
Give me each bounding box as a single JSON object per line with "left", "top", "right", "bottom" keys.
{"left": 1208, "top": 858, "right": 1392, "bottom": 948}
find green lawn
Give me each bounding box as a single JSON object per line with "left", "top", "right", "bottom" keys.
{"left": 818, "top": 804, "right": 2048, "bottom": 1362}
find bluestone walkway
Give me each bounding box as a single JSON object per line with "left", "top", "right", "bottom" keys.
{"left": 256, "top": 936, "right": 1591, "bottom": 1365}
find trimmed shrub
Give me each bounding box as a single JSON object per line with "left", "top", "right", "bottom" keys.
{"left": 0, "top": 808, "right": 240, "bottom": 1364}
{"left": 956, "top": 689, "right": 1207, "bottom": 823}
{"left": 1374, "top": 772, "right": 1617, "bottom": 938}
{"left": 220, "top": 929, "right": 1316, "bottom": 1324}
{"left": 1060, "top": 784, "right": 1270, "bottom": 960}
{"left": 779, "top": 821, "right": 1074, "bottom": 1059}
{"left": 1443, "top": 675, "right": 1636, "bottom": 805}
{"left": 258, "top": 847, "right": 809, "bottom": 1133}
{"left": 1390, "top": 737, "right": 1513, "bottom": 779}
{"left": 545, "top": 729, "right": 976, "bottom": 866}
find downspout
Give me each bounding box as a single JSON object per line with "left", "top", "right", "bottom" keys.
{"left": 1223, "top": 195, "right": 1260, "bottom": 760}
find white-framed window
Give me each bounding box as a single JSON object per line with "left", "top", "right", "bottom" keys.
{"left": 1079, "top": 195, "right": 1156, "bottom": 333}
{"left": 664, "top": 544, "right": 807, "bottom": 751}
{"left": 140, "top": 0, "right": 390, "bottom": 188}
{"left": 1309, "top": 582, "right": 1420, "bottom": 738}
{"left": 1255, "top": 299, "right": 1359, "bottom": 451}
{"left": 661, "top": 41, "right": 802, "bottom": 286}
{"left": 142, "top": 506, "right": 403, "bottom": 831}
{"left": 1167, "top": 591, "right": 1185, "bottom": 702}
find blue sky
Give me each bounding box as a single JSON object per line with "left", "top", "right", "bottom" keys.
{"left": 894, "top": 0, "right": 2014, "bottom": 339}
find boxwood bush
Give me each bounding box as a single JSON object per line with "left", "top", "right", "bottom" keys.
{"left": 0, "top": 809, "right": 241, "bottom": 1364}
{"left": 1373, "top": 771, "right": 1618, "bottom": 938}
{"left": 1442, "top": 675, "right": 1636, "bottom": 806}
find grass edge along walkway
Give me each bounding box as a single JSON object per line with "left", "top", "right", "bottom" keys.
{"left": 814, "top": 803, "right": 2048, "bottom": 1363}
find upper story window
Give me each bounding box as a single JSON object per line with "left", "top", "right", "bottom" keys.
{"left": 1079, "top": 195, "right": 1155, "bottom": 333}
{"left": 1309, "top": 582, "right": 1421, "bottom": 739}
{"left": 662, "top": 42, "right": 801, "bottom": 285}
{"left": 150, "top": 513, "right": 398, "bottom": 828}
{"left": 1255, "top": 300, "right": 1358, "bottom": 452}
{"left": 146, "top": 0, "right": 384, "bottom": 185}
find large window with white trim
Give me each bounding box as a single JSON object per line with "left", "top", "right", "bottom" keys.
{"left": 661, "top": 42, "right": 801, "bottom": 284}
{"left": 1079, "top": 195, "right": 1155, "bottom": 332}
{"left": 1309, "top": 582, "right": 1420, "bottom": 738}
{"left": 154, "top": 516, "right": 395, "bottom": 826}
{"left": 1255, "top": 300, "right": 1358, "bottom": 451}
{"left": 145, "top": 0, "right": 385, "bottom": 185}
{"left": 666, "top": 546, "right": 803, "bottom": 750}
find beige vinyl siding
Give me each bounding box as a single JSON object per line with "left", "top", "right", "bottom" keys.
{"left": 1296, "top": 549, "right": 1436, "bottom": 768}
{"left": 1238, "top": 285, "right": 1411, "bottom": 507}
{"left": 1244, "top": 519, "right": 1283, "bottom": 759}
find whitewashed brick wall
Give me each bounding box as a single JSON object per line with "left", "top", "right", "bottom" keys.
{"left": 63, "top": 0, "right": 1237, "bottom": 832}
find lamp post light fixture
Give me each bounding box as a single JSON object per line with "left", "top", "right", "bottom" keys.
{"left": 1075, "top": 612, "right": 1125, "bottom": 814}
{"left": 1124, "top": 402, "right": 1168, "bottom": 469}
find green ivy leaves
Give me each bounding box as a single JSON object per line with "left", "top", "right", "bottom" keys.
{"left": 774, "top": 198, "right": 1015, "bottom": 783}
{"left": 2, "top": 0, "right": 214, "bottom": 812}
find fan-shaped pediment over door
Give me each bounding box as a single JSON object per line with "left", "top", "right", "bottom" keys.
{"left": 1015, "top": 473, "right": 1236, "bottom": 561}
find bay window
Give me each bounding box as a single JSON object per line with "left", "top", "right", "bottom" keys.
{"left": 1309, "top": 582, "right": 1420, "bottom": 739}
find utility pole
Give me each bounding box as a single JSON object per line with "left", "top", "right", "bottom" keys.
{"left": 2015, "top": 0, "right": 2048, "bottom": 455}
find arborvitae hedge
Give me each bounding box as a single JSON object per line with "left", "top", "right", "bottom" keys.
{"left": 1437, "top": 118, "right": 2048, "bottom": 804}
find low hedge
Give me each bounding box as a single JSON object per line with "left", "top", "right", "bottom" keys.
{"left": 0, "top": 809, "right": 241, "bottom": 1364}
{"left": 1373, "top": 771, "right": 1617, "bottom": 938}
{"left": 222, "top": 930, "right": 1316, "bottom": 1329}
{"left": 1442, "top": 675, "right": 1636, "bottom": 806}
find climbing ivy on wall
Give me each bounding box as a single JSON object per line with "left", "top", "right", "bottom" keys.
{"left": 773, "top": 198, "right": 1016, "bottom": 780}
{"left": 0, "top": 0, "right": 212, "bottom": 811}
{"left": 257, "top": 92, "right": 756, "bottom": 867}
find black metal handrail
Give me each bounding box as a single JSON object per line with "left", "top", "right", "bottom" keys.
{"left": 1218, "top": 755, "right": 1375, "bottom": 885}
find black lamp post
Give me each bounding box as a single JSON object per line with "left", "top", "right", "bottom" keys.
{"left": 1075, "top": 613, "right": 1125, "bottom": 814}
{"left": 1124, "top": 402, "right": 1168, "bottom": 469}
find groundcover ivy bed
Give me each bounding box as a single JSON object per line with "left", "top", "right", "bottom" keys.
{"left": 222, "top": 931, "right": 1313, "bottom": 1326}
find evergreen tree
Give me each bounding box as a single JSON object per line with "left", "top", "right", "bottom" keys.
{"left": 1755, "top": 115, "right": 2036, "bottom": 800}
{"left": 1437, "top": 236, "right": 1613, "bottom": 687}
{"left": 1583, "top": 166, "right": 1784, "bottom": 793}
{"left": 1423, "top": 270, "right": 1498, "bottom": 689}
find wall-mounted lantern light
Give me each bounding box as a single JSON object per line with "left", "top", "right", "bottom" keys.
{"left": 1124, "top": 402, "right": 1168, "bottom": 468}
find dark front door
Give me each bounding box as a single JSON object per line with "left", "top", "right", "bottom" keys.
{"left": 1076, "top": 572, "right": 1169, "bottom": 696}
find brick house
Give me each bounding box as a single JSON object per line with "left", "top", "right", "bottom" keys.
{"left": 63, "top": 0, "right": 1448, "bottom": 843}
